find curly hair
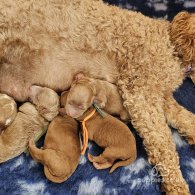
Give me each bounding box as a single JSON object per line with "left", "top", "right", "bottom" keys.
{"left": 170, "top": 11, "right": 195, "bottom": 64}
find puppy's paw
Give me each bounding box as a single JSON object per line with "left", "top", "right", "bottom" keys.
{"left": 120, "top": 110, "right": 129, "bottom": 121}
{"left": 29, "top": 137, "right": 35, "bottom": 147}
{"left": 93, "top": 161, "right": 112, "bottom": 170}
{"left": 88, "top": 153, "right": 95, "bottom": 162}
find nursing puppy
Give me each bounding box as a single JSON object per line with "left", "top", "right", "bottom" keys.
{"left": 29, "top": 87, "right": 80, "bottom": 183}
{"left": 29, "top": 85, "right": 60, "bottom": 121}
{"left": 65, "top": 73, "right": 129, "bottom": 120}
{"left": 0, "top": 86, "right": 60, "bottom": 163}
{"left": 0, "top": 102, "right": 48, "bottom": 163}
{"left": 29, "top": 115, "right": 80, "bottom": 183}
{"left": 60, "top": 91, "right": 136, "bottom": 173}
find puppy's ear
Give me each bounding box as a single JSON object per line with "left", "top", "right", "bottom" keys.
{"left": 60, "top": 91, "right": 69, "bottom": 106}
{"left": 74, "top": 72, "right": 85, "bottom": 82}
{"left": 29, "top": 85, "right": 43, "bottom": 99}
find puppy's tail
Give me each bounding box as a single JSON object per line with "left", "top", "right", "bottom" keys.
{"left": 28, "top": 139, "right": 44, "bottom": 163}
{"left": 109, "top": 156, "right": 136, "bottom": 173}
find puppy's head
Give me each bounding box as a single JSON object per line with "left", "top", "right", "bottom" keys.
{"left": 65, "top": 73, "right": 96, "bottom": 118}
{"left": 170, "top": 11, "right": 195, "bottom": 63}
{"left": 29, "top": 85, "right": 60, "bottom": 121}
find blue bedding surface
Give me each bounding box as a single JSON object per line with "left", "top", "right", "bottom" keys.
{"left": 0, "top": 1, "right": 195, "bottom": 195}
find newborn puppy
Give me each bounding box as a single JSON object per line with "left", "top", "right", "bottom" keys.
{"left": 29, "top": 115, "right": 80, "bottom": 183}
{"left": 0, "top": 87, "right": 59, "bottom": 163}
{"left": 0, "top": 103, "right": 48, "bottom": 163}
{"left": 29, "top": 85, "right": 60, "bottom": 121}
{"left": 65, "top": 73, "right": 129, "bottom": 120}
{"left": 0, "top": 94, "right": 17, "bottom": 132}
{"left": 77, "top": 108, "right": 136, "bottom": 173}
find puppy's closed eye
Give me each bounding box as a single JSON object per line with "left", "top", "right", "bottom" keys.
{"left": 68, "top": 102, "right": 84, "bottom": 110}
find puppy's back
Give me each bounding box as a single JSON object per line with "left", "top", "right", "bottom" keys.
{"left": 45, "top": 115, "right": 80, "bottom": 160}
{"left": 91, "top": 113, "right": 136, "bottom": 154}
{"left": 43, "top": 115, "right": 80, "bottom": 182}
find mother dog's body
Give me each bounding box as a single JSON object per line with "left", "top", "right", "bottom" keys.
{"left": 0, "top": 0, "right": 193, "bottom": 194}
{"left": 0, "top": 0, "right": 181, "bottom": 100}
{"left": 0, "top": 0, "right": 118, "bottom": 101}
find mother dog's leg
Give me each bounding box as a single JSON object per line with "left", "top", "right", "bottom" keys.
{"left": 164, "top": 94, "right": 195, "bottom": 144}
{"left": 119, "top": 87, "right": 189, "bottom": 194}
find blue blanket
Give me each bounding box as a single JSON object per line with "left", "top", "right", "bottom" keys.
{"left": 0, "top": 1, "right": 195, "bottom": 195}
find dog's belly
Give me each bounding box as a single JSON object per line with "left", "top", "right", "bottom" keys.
{"left": 0, "top": 47, "right": 118, "bottom": 101}
{"left": 35, "top": 49, "right": 118, "bottom": 89}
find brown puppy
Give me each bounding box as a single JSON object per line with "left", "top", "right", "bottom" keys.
{"left": 0, "top": 94, "right": 17, "bottom": 132}
{"left": 0, "top": 87, "right": 60, "bottom": 163}
{"left": 29, "top": 85, "right": 60, "bottom": 121}
{"left": 29, "top": 115, "right": 80, "bottom": 183}
{"left": 0, "top": 103, "right": 48, "bottom": 163}
{"left": 65, "top": 73, "right": 129, "bottom": 120}
{"left": 77, "top": 108, "right": 136, "bottom": 173}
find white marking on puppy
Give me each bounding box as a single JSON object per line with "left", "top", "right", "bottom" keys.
{"left": 10, "top": 103, "right": 16, "bottom": 111}
{"left": 5, "top": 118, "right": 12, "bottom": 126}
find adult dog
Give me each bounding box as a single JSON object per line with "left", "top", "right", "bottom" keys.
{"left": 0, "top": 0, "right": 194, "bottom": 194}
